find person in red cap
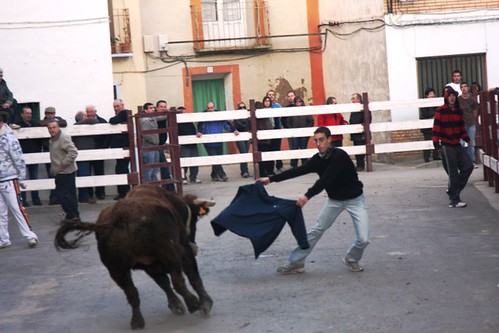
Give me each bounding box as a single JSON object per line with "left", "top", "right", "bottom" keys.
{"left": 432, "top": 87, "right": 473, "bottom": 208}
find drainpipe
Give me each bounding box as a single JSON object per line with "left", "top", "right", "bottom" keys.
{"left": 387, "top": 0, "right": 393, "bottom": 14}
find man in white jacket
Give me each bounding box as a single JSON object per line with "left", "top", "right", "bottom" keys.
{"left": 0, "top": 111, "right": 38, "bottom": 248}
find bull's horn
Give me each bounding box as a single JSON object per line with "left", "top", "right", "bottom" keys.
{"left": 193, "top": 199, "right": 216, "bottom": 207}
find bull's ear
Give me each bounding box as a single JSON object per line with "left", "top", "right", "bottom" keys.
{"left": 193, "top": 199, "right": 216, "bottom": 207}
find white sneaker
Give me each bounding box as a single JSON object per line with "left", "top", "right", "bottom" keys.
{"left": 0, "top": 240, "right": 12, "bottom": 249}
{"left": 191, "top": 178, "right": 202, "bottom": 184}
{"left": 449, "top": 201, "right": 467, "bottom": 208}
{"left": 27, "top": 238, "right": 39, "bottom": 248}
{"left": 182, "top": 179, "right": 188, "bottom": 185}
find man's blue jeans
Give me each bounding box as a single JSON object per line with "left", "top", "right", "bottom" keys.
{"left": 204, "top": 144, "right": 226, "bottom": 178}
{"left": 55, "top": 172, "right": 79, "bottom": 220}
{"left": 142, "top": 151, "right": 159, "bottom": 182}
{"left": 236, "top": 140, "right": 249, "bottom": 175}
{"left": 465, "top": 125, "right": 476, "bottom": 163}
{"left": 289, "top": 194, "right": 370, "bottom": 264}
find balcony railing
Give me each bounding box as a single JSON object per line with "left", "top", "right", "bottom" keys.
{"left": 110, "top": 8, "right": 133, "bottom": 55}
{"left": 191, "top": 0, "right": 271, "bottom": 52}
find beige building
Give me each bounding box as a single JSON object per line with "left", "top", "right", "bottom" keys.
{"left": 110, "top": 0, "right": 322, "bottom": 113}
{"left": 110, "top": 0, "right": 499, "bottom": 157}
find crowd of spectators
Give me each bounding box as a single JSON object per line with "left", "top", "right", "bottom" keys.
{"left": 7, "top": 82, "right": 379, "bottom": 203}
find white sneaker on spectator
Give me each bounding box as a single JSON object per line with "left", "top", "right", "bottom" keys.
{"left": 0, "top": 240, "right": 12, "bottom": 249}
{"left": 449, "top": 201, "right": 467, "bottom": 208}
{"left": 27, "top": 238, "right": 39, "bottom": 248}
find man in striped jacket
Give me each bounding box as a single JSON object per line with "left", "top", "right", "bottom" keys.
{"left": 432, "top": 87, "right": 473, "bottom": 208}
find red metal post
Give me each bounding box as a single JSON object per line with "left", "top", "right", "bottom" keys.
{"left": 362, "top": 92, "right": 374, "bottom": 172}
{"left": 168, "top": 108, "right": 183, "bottom": 196}
{"left": 249, "top": 99, "right": 261, "bottom": 179}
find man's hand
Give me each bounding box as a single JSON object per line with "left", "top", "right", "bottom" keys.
{"left": 296, "top": 195, "right": 309, "bottom": 208}
{"left": 19, "top": 183, "right": 26, "bottom": 189}
{"left": 196, "top": 132, "right": 202, "bottom": 138}
{"left": 2, "top": 103, "right": 10, "bottom": 109}
{"left": 233, "top": 130, "right": 239, "bottom": 136}
{"left": 256, "top": 177, "right": 270, "bottom": 185}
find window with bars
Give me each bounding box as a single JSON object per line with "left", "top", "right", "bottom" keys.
{"left": 193, "top": 0, "right": 270, "bottom": 51}
{"left": 417, "top": 54, "right": 486, "bottom": 97}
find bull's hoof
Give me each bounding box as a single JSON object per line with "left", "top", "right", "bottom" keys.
{"left": 186, "top": 296, "right": 201, "bottom": 313}
{"left": 131, "top": 314, "right": 145, "bottom": 330}
{"left": 200, "top": 297, "right": 213, "bottom": 316}
{"left": 168, "top": 299, "right": 186, "bottom": 316}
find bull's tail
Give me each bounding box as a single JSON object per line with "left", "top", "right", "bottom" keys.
{"left": 54, "top": 220, "right": 105, "bottom": 251}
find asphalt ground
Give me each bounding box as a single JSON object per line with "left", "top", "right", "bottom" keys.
{"left": 1, "top": 161, "right": 498, "bottom": 333}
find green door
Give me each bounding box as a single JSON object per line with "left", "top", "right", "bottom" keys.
{"left": 192, "top": 78, "right": 227, "bottom": 155}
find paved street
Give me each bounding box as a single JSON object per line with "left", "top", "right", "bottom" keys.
{"left": 1, "top": 162, "right": 498, "bottom": 333}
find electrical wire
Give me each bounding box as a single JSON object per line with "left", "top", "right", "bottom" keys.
{"left": 0, "top": 17, "right": 109, "bottom": 29}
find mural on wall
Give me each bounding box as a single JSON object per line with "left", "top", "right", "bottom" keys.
{"left": 268, "top": 76, "right": 308, "bottom": 106}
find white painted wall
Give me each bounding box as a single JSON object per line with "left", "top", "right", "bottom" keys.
{"left": 0, "top": 0, "right": 115, "bottom": 121}
{"left": 385, "top": 9, "right": 499, "bottom": 121}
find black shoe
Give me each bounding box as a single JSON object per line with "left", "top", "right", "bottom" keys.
{"left": 113, "top": 195, "right": 125, "bottom": 201}
{"left": 22, "top": 201, "right": 30, "bottom": 207}
{"left": 96, "top": 195, "right": 105, "bottom": 200}
{"left": 356, "top": 166, "right": 365, "bottom": 171}
{"left": 32, "top": 200, "right": 43, "bottom": 206}
{"left": 220, "top": 174, "right": 228, "bottom": 182}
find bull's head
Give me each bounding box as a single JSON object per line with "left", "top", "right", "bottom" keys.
{"left": 184, "top": 195, "right": 216, "bottom": 256}
{"left": 192, "top": 198, "right": 216, "bottom": 217}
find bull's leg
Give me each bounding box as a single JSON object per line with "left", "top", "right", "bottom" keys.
{"left": 109, "top": 269, "right": 145, "bottom": 330}
{"left": 182, "top": 250, "right": 213, "bottom": 315}
{"left": 169, "top": 269, "right": 201, "bottom": 313}
{"left": 144, "top": 270, "right": 186, "bottom": 316}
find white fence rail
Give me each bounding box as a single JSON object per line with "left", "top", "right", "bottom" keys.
{"left": 12, "top": 97, "right": 450, "bottom": 191}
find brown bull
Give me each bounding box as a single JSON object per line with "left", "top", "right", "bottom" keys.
{"left": 54, "top": 184, "right": 215, "bottom": 330}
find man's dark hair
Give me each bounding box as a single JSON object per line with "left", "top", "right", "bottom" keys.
{"left": 452, "top": 69, "right": 462, "bottom": 76}
{"left": 143, "top": 102, "right": 154, "bottom": 112}
{"left": 460, "top": 81, "right": 468, "bottom": 87}
{"left": 177, "top": 106, "right": 186, "bottom": 111}
{"left": 156, "top": 100, "right": 167, "bottom": 107}
{"left": 314, "top": 126, "right": 331, "bottom": 138}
